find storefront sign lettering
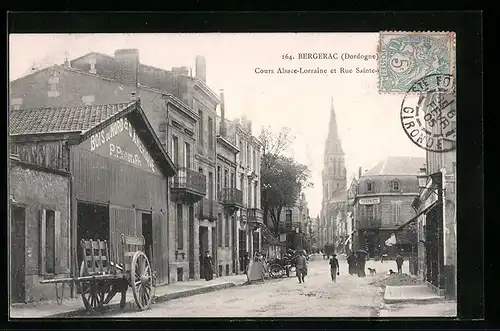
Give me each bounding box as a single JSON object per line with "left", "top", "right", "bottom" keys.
{"left": 359, "top": 197, "right": 380, "bottom": 205}
{"left": 89, "top": 117, "right": 156, "bottom": 173}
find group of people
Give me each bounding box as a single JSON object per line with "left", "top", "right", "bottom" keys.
{"left": 346, "top": 251, "right": 367, "bottom": 277}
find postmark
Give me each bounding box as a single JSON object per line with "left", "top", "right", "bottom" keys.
{"left": 400, "top": 74, "right": 456, "bottom": 153}
{"left": 378, "top": 31, "right": 455, "bottom": 93}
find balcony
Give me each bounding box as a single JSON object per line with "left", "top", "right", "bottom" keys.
{"left": 247, "top": 208, "right": 264, "bottom": 229}
{"left": 171, "top": 167, "right": 207, "bottom": 203}
{"left": 198, "top": 198, "right": 218, "bottom": 221}
{"left": 218, "top": 188, "right": 244, "bottom": 212}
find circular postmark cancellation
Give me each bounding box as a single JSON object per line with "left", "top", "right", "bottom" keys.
{"left": 400, "top": 74, "right": 456, "bottom": 153}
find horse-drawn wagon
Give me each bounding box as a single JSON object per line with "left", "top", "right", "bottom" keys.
{"left": 40, "top": 234, "right": 155, "bottom": 312}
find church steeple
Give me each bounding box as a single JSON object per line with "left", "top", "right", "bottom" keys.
{"left": 325, "top": 98, "right": 344, "bottom": 156}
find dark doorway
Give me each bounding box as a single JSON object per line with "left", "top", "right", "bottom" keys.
{"left": 142, "top": 212, "right": 153, "bottom": 263}
{"left": 238, "top": 229, "right": 247, "bottom": 272}
{"left": 10, "top": 205, "right": 26, "bottom": 303}
{"left": 188, "top": 205, "right": 195, "bottom": 279}
{"left": 199, "top": 226, "right": 209, "bottom": 277}
{"left": 77, "top": 202, "right": 109, "bottom": 265}
{"left": 425, "top": 207, "right": 442, "bottom": 288}
{"left": 252, "top": 231, "right": 260, "bottom": 256}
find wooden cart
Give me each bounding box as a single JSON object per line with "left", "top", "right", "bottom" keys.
{"left": 40, "top": 234, "right": 156, "bottom": 312}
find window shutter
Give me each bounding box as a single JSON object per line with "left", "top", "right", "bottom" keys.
{"left": 54, "top": 211, "right": 66, "bottom": 274}
{"left": 39, "top": 209, "right": 47, "bottom": 274}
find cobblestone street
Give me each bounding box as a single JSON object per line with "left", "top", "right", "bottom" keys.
{"left": 108, "top": 258, "right": 400, "bottom": 318}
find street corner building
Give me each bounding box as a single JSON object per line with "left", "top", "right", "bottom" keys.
{"left": 351, "top": 156, "right": 425, "bottom": 260}
{"left": 8, "top": 101, "right": 177, "bottom": 303}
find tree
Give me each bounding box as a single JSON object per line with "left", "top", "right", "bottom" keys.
{"left": 259, "top": 126, "right": 313, "bottom": 237}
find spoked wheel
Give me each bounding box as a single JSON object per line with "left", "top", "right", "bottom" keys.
{"left": 130, "top": 251, "right": 155, "bottom": 310}
{"left": 269, "top": 264, "right": 285, "bottom": 279}
{"left": 79, "top": 262, "right": 103, "bottom": 312}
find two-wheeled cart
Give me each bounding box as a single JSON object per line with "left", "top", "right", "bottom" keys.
{"left": 40, "top": 234, "right": 155, "bottom": 312}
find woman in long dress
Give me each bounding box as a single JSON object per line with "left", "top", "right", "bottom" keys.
{"left": 203, "top": 251, "right": 215, "bottom": 281}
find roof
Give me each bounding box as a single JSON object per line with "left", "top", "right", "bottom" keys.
{"left": 9, "top": 102, "right": 135, "bottom": 136}
{"left": 9, "top": 101, "right": 177, "bottom": 178}
{"left": 363, "top": 156, "right": 426, "bottom": 176}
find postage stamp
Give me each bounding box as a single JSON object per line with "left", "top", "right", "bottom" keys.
{"left": 378, "top": 31, "right": 456, "bottom": 93}
{"left": 400, "top": 74, "right": 456, "bottom": 152}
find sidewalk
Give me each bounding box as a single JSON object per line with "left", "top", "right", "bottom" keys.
{"left": 10, "top": 274, "right": 248, "bottom": 318}
{"left": 379, "top": 300, "right": 457, "bottom": 317}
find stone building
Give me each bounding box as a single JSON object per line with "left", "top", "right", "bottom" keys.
{"left": 8, "top": 101, "right": 176, "bottom": 302}
{"left": 9, "top": 49, "right": 223, "bottom": 283}
{"left": 277, "top": 193, "right": 310, "bottom": 250}
{"left": 319, "top": 99, "right": 347, "bottom": 252}
{"left": 352, "top": 156, "right": 425, "bottom": 258}
{"left": 404, "top": 92, "right": 456, "bottom": 298}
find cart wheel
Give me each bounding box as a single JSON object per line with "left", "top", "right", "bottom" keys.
{"left": 130, "top": 251, "right": 155, "bottom": 310}
{"left": 269, "top": 264, "right": 285, "bottom": 279}
{"left": 79, "top": 262, "right": 103, "bottom": 312}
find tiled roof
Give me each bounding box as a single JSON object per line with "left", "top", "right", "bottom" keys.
{"left": 364, "top": 156, "right": 426, "bottom": 176}
{"left": 9, "top": 101, "right": 136, "bottom": 136}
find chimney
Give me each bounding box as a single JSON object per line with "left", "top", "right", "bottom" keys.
{"left": 358, "top": 167, "right": 362, "bottom": 179}
{"left": 114, "top": 49, "right": 139, "bottom": 90}
{"left": 195, "top": 55, "right": 206, "bottom": 82}
{"left": 220, "top": 89, "right": 226, "bottom": 137}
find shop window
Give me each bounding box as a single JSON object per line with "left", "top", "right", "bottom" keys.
{"left": 40, "top": 209, "right": 60, "bottom": 275}
{"left": 176, "top": 204, "right": 183, "bottom": 250}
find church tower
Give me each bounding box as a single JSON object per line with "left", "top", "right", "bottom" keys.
{"left": 322, "top": 98, "right": 347, "bottom": 201}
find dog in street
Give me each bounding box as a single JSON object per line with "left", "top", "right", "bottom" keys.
{"left": 367, "top": 267, "right": 376, "bottom": 275}
{"left": 389, "top": 269, "right": 396, "bottom": 275}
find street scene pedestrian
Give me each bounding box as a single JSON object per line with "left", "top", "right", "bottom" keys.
{"left": 203, "top": 251, "right": 215, "bottom": 281}
{"left": 8, "top": 32, "right": 459, "bottom": 318}
{"left": 329, "top": 254, "right": 340, "bottom": 282}
{"left": 395, "top": 253, "right": 404, "bottom": 274}
{"left": 296, "top": 250, "right": 308, "bottom": 284}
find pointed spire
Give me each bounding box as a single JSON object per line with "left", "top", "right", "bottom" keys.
{"left": 325, "top": 98, "right": 344, "bottom": 155}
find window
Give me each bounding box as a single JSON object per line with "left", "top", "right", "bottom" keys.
{"left": 198, "top": 110, "right": 204, "bottom": 145}
{"left": 217, "top": 166, "right": 221, "bottom": 195}
{"left": 240, "top": 141, "right": 244, "bottom": 163}
{"left": 366, "top": 181, "right": 373, "bottom": 192}
{"left": 225, "top": 213, "right": 230, "bottom": 247}
{"left": 208, "top": 172, "right": 213, "bottom": 200}
{"left": 285, "top": 210, "right": 292, "bottom": 228}
{"left": 253, "top": 150, "right": 256, "bottom": 171}
{"left": 176, "top": 204, "right": 184, "bottom": 250}
{"left": 224, "top": 169, "right": 228, "bottom": 188}
{"left": 230, "top": 173, "right": 235, "bottom": 189}
{"left": 247, "top": 146, "right": 251, "bottom": 167}
{"left": 40, "top": 209, "right": 60, "bottom": 274}
{"left": 208, "top": 117, "right": 213, "bottom": 150}
{"left": 391, "top": 201, "right": 402, "bottom": 225}
{"left": 366, "top": 205, "right": 374, "bottom": 220}
{"left": 254, "top": 182, "right": 258, "bottom": 209}
{"left": 10, "top": 144, "right": 18, "bottom": 156}
{"left": 391, "top": 180, "right": 400, "bottom": 191}
{"left": 172, "top": 136, "right": 179, "bottom": 166}
{"left": 218, "top": 213, "right": 223, "bottom": 247}
{"left": 184, "top": 142, "right": 191, "bottom": 168}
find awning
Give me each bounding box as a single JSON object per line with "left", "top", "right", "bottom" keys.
{"left": 396, "top": 200, "right": 440, "bottom": 232}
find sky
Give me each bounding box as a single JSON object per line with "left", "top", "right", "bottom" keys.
{"left": 9, "top": 33, "right": 425, "bottom": 216}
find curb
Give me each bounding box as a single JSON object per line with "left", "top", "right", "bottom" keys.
{"left": 34, "top": 281, "right": 243, "bottom": 318}
{"left": 383, "top": 296, "right": 445, "bottom": 304}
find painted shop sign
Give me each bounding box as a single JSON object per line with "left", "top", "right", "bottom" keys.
{"left": 359, "top": 197, "right": 380, "bottom": 205}
{"left": 87, "top": 117, "right": 156, "bottom": 174}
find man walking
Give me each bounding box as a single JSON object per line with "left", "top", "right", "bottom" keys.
{"left": 296, "top": 250, "right": 308, "bottom": 284}
{"left": 329, "top": 254, "right": 340, "bottom": 282}
{"left": 395, "top": 252, "right": 404, "bottom": 274}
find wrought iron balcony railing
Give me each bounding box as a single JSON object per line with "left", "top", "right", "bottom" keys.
{"left": 247, "top": 208, "right": 264, "bottom": 224}
{"left": 218, "top": 188, "right": 243, "bottom": 207}
{"left": 199, "top": 198, "right": 218, "bottom": 221}
{"left": 171, "top": 167, "right": 207, "bottom": 196}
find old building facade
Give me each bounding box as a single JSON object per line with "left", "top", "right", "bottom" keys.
{"left": 319, "top": 100, "right": 347, "bottom": 252}
{"left": 8, "top": 101, "right": 176, "bottom": 302}
{"left": 352, "top": 156, "right": 425, "bottom": 259}
{"left": 410, "top": 92, "right": 457, "bottom": 298}
{"left": 9, "top": 49, "right": 226, "bottom": 282}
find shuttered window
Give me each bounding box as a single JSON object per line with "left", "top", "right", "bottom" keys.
{"left": 391, "top": 201, "right": 402, "bottom": 225}
{"left": 218, "top": 213, "right": 223, "bottom": 247}
{"left": 176, "top": 204, "right": 183, "bottom": 250}
{"left": 224, "top": 213, "right": 230, "bottom": 247}
{"left": 39, "top": 209, "right": 61, "bottom": 275}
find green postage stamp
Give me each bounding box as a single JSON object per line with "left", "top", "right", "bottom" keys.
{"left": 378, "top": 31, "right": 456, "bottom": 93}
